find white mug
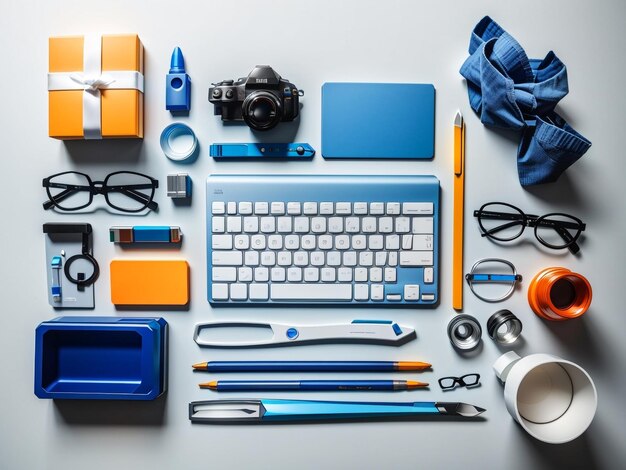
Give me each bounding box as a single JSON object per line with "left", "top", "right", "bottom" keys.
{"left": 493, "top": 351, "right": 597, "bottom": 444}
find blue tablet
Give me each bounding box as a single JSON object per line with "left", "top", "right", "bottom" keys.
{"left": 321, "top": 83, "right": 435, "bottom": 159}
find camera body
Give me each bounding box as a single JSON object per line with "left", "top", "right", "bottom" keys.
{"left": 209, "top": 65, "right": 301, "bottom": 131}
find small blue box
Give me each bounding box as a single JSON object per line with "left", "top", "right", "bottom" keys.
{"left": 35, "top": 317, "right": 168, "bottom": 400}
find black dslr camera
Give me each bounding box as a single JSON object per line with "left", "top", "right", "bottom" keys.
{"left": 208, "top": 65, "right": 302, "bottom": 131}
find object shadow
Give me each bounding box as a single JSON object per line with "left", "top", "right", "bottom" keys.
{"left": 54, "top": 394, "right": 167, "bottom": 426}
{"left": 64, "top": 139, "right": 144, "bottom": 165}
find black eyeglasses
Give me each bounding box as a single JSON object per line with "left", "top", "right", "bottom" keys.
{"left": 438, "top": 374, "right": 481, "bottom": 391}
{"left": 474, "top": 202, "right": 585, "bottom": 254}
{"left": 43, "top": 171, "right": 159, "bottom": 213}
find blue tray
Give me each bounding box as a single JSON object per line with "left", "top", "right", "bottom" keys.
{"left": 34, "top": 317, "right": 168, "bottom": 400}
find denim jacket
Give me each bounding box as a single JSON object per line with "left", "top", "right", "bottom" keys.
{"left": 460, "top": 16, "right": 591, "bottom": 186}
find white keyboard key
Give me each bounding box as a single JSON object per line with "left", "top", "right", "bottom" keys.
{"left": 385, "top": 267, "right": 397, "bottom": 282}
{"left": 359, "top": 252, "right": 373, "bottom": 266}
{"left": 379, "top": 217, "right": 393, "bottom": 233}
{"left": 227, "top": 202, "right": 237, "bottom": 214}
{"left": 328, "top": 217, "right": 343, "bottom": 233}
{"left": 267, "top": 235, "right": 282, "bottom": 250}
{"left": 212, "top": 217, "right": 225, "bottom": 233}
{"left": 285, "top": 235, "right": 299, "bottom": 250}
{"left": 243, "top": 217, "right": 259, "bottom": 233}
{"left": 310, "top": 251, "right": 325, "bottom": 266}
{"left": 234, "top": 234, "right": 249, "bottom": 250}
{"left": 212, "top": 283, "right": 229, "bottom": 300}
{"left": 354, "top": 284, "right": 369, "bottom": 300}
{"left": 370, "top": 202, "right": 384, "bottom": 215}
{"left": 249, "top": 283, "right": 269, "bottom": 300}
{"left": 311, "top": 217, "right": 326, "bottom": 233}
{"left": 212, "top": 267, "right": 236, "bottom": 282}
{"left": 303, "top": 202, "right": 317, "bottom": 215}
{"left": 271, "top": 202, "right": 285, "bottom": 214}
{"left": 260, "top": 217, "right": 276, "bottom": 233}
{"left": 375, "top": 252, "right": 387, "bottom": 266}
{"left": 287, "top": 202, "right": 301, "bottom": 215}
{"left": 395, "top": 217, "right": 410, "bottom": 233}
{"left": 400, "top": 251, "right": 433, "bottom": 266}
{"left": 402, "top": 235, "right": 412, "bottom": 250}
{"left": 355, "top": 267, "right": 368, "bottom": 282}
{"left": 254, "top": 202, "right": 269, "bottom": 215}
{"left": 271, "top": 267, "right": 286, "bottom": 281}
{"left": 212, "top": 201, "right": 225, "bottom": 214}
{"left": 336, "top": 202, "right": 351, "bottom": 214}
{"left": 287, "top": 267, "right": 302, "bottom": 282}
{"left": 213, "top": 251, "right": 243, "bottom": 266}
{"left": 386, "top": 202, "right": 400, "bottom": 215}
{"left": 277, "top": 217, "right": 292, "bottom": 233}
{"left": 301, "top": 235, "right": 316, "bottom": 250}
{"left": 277, "top": 251, "right": 292, "bottom": 266}
{"left": 386, "top": 294, "right": 401, "bottom": 301}
{"left": 239, "top": 202, "right": 252, "bottom": 215}
{"left": 294, "top": 217, "right": 309, "bottom": 233}
{"left": 327, "top": 252, "right": 341, "bottom": 266}
{"left": 261, "top": 251, "right": 276, "bottom": 266}
{"left": 271, "top": 284, "right": 352, "bottom": 301}
{"left": 254, "top": 267, "right": 269, "bottom": 282}
{"left": 321, "top": 267, "right": 336, "bottom": 282}
{"left": 412, "top": 235, "right": 434, "bottom": 250}
{"left": 345, "top": 217, "right": 360, "bottom": 233}
{"left": 403, "top": 202, "right": 433, "bottom": 215}
{"left": 368, "top": 235, "right": 384, "bottom": 250}
{"left": 335, "top": 235, "right": 350, "bottom": 250}
{"left": 319, "top": 202, "right": 333, "bottom": 215}
{"left": 318, "top": 235, "right": 333, "bottom": 250}
{"left": 371, "top": 285, "right": 384, "bottom": 301}
{"left": 385, "top": 235, "right": 400, "bottom": 250}
{"left": 412, "top": 217, "right": 434, "bottom": 234}
{"left": 230, "top": 283, "right": 248, "bottom": 300}
{"left": 212, "top": 234, "right": 232, "bottom": 249}
{"left": 244, "top": 251, "right": 259, "bottom": 266}
{"left": 422, "top": 294, "right": 435, "bottom": 301}
{"left": 238, "top": 267, "right": 253, "bottom": 282}
{"left": 424, "top": 267, "right": 434, "bottom": 284}
{"left": 354, "top": 202, "right": 368, "bottom": 214}
{"left": 293, "top": 251, "right": 308, "bottom": 266}
{"left": 362, "top": 217, "right": 377, "bottom": 233}
{"left": 338, "top": 267, "right": 353, "bottom": 282}
{"left": 388, "top": 252, "right": 398, "bottom": 266}
{"left": 343, "top": 252, "right": 357, "bottom": 266}
{"left": 370, "top": 267, "right": 383, "bottom": 282}
{"left": 227, "top": 217, "right": 242, "bottom": 233}
{"left": 251, "top": 234, "right": 266, "bottom": 250}
{"left": 404, "top": 284, "right": 420, "bottom": 301}
{"left": 304, "top": 267, "right": 319, "bottom": 282}
{"left": 352, "top": 235, "right": 366, "bottom": 250}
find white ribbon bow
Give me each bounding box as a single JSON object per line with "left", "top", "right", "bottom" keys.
{"left": 70, "top": 74, "right": 116, "bottom": 92}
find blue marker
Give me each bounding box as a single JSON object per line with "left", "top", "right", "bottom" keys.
{"left": 166, "top": 47, "right": 191, "bottom": 112}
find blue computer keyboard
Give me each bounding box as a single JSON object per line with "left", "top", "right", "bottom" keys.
{"left": 206, "top": 174, "right": 439, "bottom": 306}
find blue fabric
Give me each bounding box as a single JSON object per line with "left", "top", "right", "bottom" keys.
{"left": 460, "top": 16, "right": 591, "bottom": 186}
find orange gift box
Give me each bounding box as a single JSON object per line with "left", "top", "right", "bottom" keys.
{"left": 48, "top": 34, "right": 144, "bottom": 139}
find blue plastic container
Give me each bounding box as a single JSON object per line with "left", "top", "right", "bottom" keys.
{"left": 35, "top": 317, "right": 168, "bottom": 400}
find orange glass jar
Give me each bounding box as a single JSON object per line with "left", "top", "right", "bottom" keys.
{"left": 528, "top": 267, "right": 592, "bottom": 321}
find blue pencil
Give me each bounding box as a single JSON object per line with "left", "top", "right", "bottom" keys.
{"left": 199, "top": 380, "right": 428, "bottom": 391}
{"left": 192, "top": 361, "right": 431, "bottom": 372}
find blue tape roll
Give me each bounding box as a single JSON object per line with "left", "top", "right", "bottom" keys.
{"left": 160, "top": 123, "right": 198, "bottom": 162}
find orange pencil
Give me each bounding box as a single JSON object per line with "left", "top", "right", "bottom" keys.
{"left": 453, "top": 111, "right": 466, "bottom": 311}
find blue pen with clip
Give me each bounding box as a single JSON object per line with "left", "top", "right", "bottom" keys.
{"left": 200, "top": 380, "right": 428, "bottom": 392}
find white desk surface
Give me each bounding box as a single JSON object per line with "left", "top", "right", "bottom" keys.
{"left": 1, "top": 1, "right": 625, "bottom": 468}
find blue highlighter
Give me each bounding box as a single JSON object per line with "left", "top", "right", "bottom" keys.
{"left": 166, "top": 47, "right": 191, "bottom": 112}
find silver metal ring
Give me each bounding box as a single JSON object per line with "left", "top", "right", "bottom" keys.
{"left": 465, "top": 258, "right": 521, "bottom": 303}
{"left": 447, "top": 315, "right": 482, "bottom": 351}
{"left": 487, "top": 309, "right": 523, "bottom": 345}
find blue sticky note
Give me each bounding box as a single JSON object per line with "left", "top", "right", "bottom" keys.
{"left": 322, "top": 83, "right": 435, "bottom": 159}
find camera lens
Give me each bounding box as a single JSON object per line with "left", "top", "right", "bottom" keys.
{"left": 242, "top": 91, "right": 282, "bottom": 131}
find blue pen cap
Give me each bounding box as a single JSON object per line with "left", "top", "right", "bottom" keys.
{"left": 166, "top": 47, "right": 191, "bottom": 112}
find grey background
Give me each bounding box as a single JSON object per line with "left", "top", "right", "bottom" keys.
{"left": 1, "top": 0, "right": 625, "bottom": 468}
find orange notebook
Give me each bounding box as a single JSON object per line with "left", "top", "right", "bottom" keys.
{"left": 110, "top": 260, "right": 189, "bottom": 305}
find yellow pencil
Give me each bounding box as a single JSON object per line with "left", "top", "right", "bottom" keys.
{"left": 453, "top": 111, "right": 465, "bottom": 311}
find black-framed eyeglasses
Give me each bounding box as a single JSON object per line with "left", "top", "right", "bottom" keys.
{"left": 474, "top": 202, "right": 585, "bottom": 254}
{"left": 438, "top": 374, "right": 481, "bottom": 391}
{"left": 43, "top": 171, "right": 159, "bottom": 213}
